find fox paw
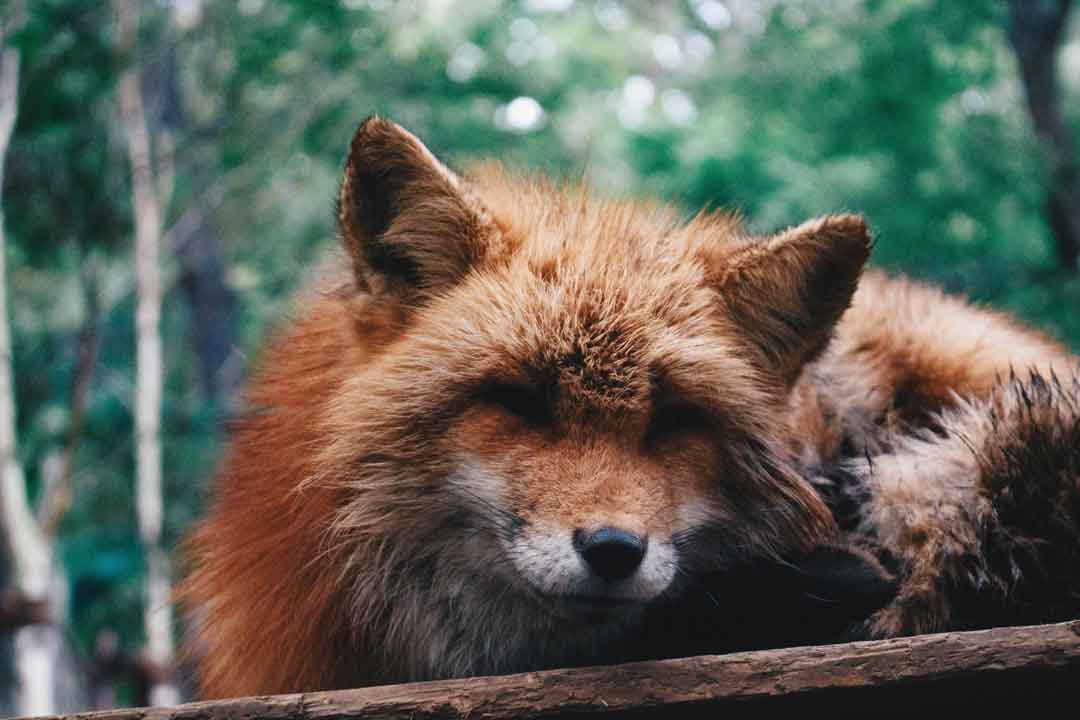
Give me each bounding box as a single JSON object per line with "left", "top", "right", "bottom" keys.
{"left": 863, "top": 586, "right": 950, "bottom": 639}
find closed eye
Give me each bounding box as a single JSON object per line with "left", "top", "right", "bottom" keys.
{"left": 646, "top": 402, "right": 713, "bottom": 445}
{"left": 481, "top": 382, "right": 551, "bottom": 425}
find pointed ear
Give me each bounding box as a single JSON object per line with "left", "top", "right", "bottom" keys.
{"left": 712, "top": 214, "right": 871, "bottom": 384}
{"left": 337, "top": 117, "right": 491, "bottom": 298}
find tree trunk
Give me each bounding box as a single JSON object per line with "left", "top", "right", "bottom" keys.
{"left": 114, "top": 0, "right": 179, "bottom": 706}
{"left": 152, "top": 35, "right": 238, "bottom": 405}
{"left": 177, "top": 224, "right": 238, "bottom": 404}
{"left": 1007, "top": 0, "right": 1080, "bottom": 271}
{"left": 37, "top": 263, "right": 98, "bottom": 538}
{"left": 0, "top": 28, "right": 66, "bottom": 718}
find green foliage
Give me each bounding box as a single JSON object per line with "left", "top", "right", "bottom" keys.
{"left": 2, "top": 0, "right": 1078, "bottom": 680}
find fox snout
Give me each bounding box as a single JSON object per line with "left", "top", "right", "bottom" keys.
{"left": 573, "top": 527, "right": 647, "bottom": 582}
{"left": 506, "top": 517, "right": 678, "bottom": 608}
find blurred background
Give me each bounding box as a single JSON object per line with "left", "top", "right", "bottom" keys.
{"left": 0, "top": 0, "right": 1078, "bottom": 714}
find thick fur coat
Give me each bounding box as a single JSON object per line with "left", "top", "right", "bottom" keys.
{"left": 181, "top": 118, "right": 1080, "bottom": 698}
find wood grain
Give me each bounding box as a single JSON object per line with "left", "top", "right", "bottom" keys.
{"left": 32, "top": 620, "right": 1080, "bottom": 719}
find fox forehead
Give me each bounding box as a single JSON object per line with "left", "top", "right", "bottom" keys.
{"left": 468, "top": 165, "right": 745, "bottom": 284}
{"left": 390, "top": 190, "right": 755, "bottom": 417}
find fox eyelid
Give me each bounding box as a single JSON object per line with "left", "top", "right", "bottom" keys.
{"left": 481, "top": 382, "right": 551, "bottom": 425}
{"left": 647, "top": 402, "right": 713, "bottom": 443}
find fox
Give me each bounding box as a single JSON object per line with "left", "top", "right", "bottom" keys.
{"left": 181, "top": 117, "right": 1080, "bottom": 698}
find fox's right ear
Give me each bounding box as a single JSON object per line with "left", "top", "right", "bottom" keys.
{"left": 338, "top": 117, "right": 491, "bottom": 299}
{"left": 709, "top": 214, "right": 871, "bottom": 385}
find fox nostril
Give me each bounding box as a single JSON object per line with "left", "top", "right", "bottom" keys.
{"left": 573, "top": 527, "right": 646, "bottom": 582}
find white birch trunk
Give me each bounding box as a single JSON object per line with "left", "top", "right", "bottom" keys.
{"left": 115, "top": 0, "right": 179, "bottom": 705}
{"left": 0, "top": 42, "right": 63, "bottom": 717}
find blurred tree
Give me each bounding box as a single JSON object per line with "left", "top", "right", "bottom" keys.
{"left": 0, "top": 6, "right": 86, "bottom": 714}
{"left": 113, "top": 0, "right": 180, "bottom": 706}
{"left": 1007, "top": 0, "right": 1080, "bottom": 271}
{"left": 0, "top": 9, "right": 55, "bottom": 716}
{"left": 152, "top": 27, "right": 238, "bottom": 407}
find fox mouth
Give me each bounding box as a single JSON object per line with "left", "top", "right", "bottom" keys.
{"left": 559, "top": 594, "right": 641, "bottom": 612}
{"left": 530, "top": 587, "right": 644, "bottom": 616}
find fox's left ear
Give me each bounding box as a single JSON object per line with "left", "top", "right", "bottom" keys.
{"left": 711, "top": 214, "right": 871, "bottom": 384}
{"left": 338, "top": 117, "right": 492, "bottom": 299}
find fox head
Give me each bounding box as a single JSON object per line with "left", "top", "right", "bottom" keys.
{"left": 322, "top": 118, "right": 870, "bottom": 626}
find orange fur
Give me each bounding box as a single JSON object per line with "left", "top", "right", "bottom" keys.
{"left": 181, "top": 118, "right": 1079, "bottom": 697}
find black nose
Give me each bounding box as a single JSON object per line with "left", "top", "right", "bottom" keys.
{"left": 574, "top": 527, "right": 646, "bottom": 582}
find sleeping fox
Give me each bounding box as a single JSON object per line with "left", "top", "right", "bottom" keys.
{"left": 181, "top": 117, "right": 1080, "bottom": 697}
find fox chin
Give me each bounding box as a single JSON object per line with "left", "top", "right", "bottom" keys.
{"left": 180, "top": 117, "right": 1080, "bottom": 697}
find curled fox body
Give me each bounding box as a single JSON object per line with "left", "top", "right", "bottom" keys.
{"left": 182, "top": 118, "right": 1080, "bottom": 697}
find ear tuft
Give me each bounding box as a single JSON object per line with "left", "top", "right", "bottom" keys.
{"left": 338, "top": 117, "right": 490, "bottom": 298}
{"left": 713, "top": 213, "right": 871, "bottom": 383}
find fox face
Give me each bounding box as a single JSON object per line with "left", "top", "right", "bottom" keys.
{"left": 184, "top": 117, "right": 877, "bottom": 693}
{"left": 321, "top": 120, "right": 869, "bottom": 634}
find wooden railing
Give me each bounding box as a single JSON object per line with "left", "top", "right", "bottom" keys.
{"left": 30, "top": 620, "right": 1080, "bottom": 719}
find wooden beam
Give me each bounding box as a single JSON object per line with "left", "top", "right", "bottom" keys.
{"left": 32, "top": 620, "right": 1080, "bottom": 719}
